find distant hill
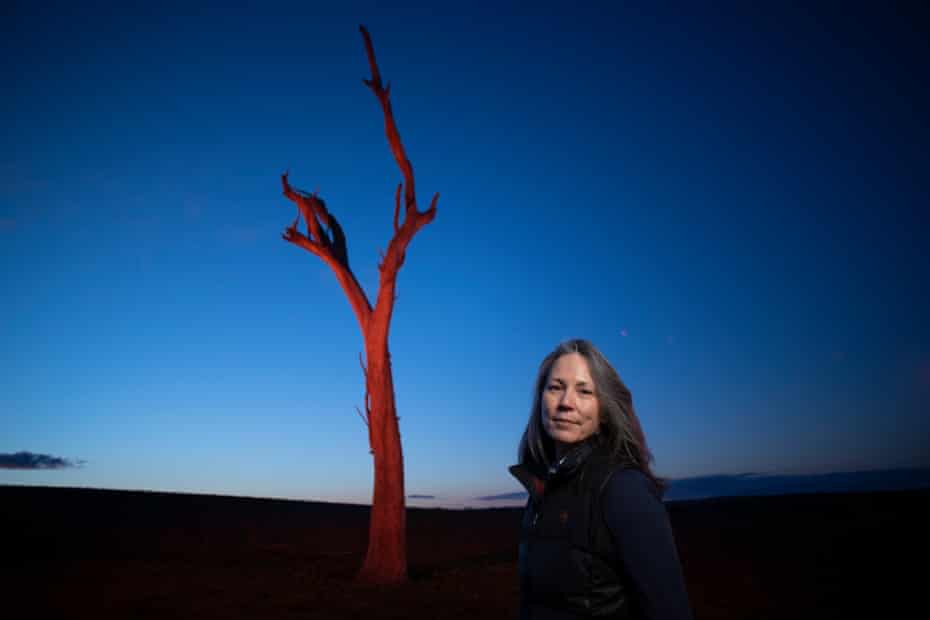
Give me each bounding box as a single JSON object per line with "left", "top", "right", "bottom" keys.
{"left": 662, "top": 467, "right": 930, "bottom": 501}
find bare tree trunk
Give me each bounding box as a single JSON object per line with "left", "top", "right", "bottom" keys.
{"left": 358, "top": 340, "right": 406, "bottom": 583}
{"left": 278, "top": 26, "right": 438, "bottom": 585}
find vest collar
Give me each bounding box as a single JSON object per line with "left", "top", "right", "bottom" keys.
{"left": 546, "top": 437, "right": 597, "bottom": 482}
{"left": 509, "top": 436, "right": 602, "bottom": 504}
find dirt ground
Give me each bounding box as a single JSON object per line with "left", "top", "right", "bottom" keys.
{"left": 3, "top": 485, "right": 926, "bottom": 619}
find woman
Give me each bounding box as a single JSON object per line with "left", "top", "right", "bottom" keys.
{"left": 509, "top": 339, "right": 692, "bottom": 619}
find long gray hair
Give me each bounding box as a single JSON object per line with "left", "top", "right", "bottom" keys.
{"left": 518, "top": 339, "right": 665, "bottom": 490}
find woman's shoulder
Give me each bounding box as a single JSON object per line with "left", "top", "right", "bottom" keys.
{"left": 602, "top": 467, "right": 663, "bottom": 506}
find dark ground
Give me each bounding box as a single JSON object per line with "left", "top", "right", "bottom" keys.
{"left": 3, "top": 485, "right": 927, "bottom": 619}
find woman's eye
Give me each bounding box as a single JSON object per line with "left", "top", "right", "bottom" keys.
{"left": 547, "top": 385, "right": 562, "bottom": 392}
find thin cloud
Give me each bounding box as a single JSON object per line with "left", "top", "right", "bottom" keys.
{"left": 0, "top": 451, "right": 83, "bottom": 470}
{"left": 475, "top": 491, "right": 527, "bottom": 501}
{"left": 408, "top": 494, "right": 436, "bottom": 499}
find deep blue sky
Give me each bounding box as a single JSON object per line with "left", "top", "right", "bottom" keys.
{"left": 3, "top": 1, "right": 928, "bottom": 508}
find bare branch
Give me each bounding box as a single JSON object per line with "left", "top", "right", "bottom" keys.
{"left": 360, "top": 25, "right": 383, "bottom": 90}
{"left": 280, "top": 171, "right": 373, "bottom": 332}
{"left": 281, "top": 172, "right": 353, "bottom": 269}
{"left": 300, "top": 188, "right": 333, "bottom": 230}
{"left": 358, "top": 25, "right": 439, "bottom": 306}
{"left": 360, "top": 25, "right": 418, "bottom": 218}
{"left": 281, "top": 226, "right": 327, "bottom": 260}
{"left": 282, "top": 172, "right": 326, "bottom": 244}
{"left": 426, "top": 192, "right": 439, "bottom": 217}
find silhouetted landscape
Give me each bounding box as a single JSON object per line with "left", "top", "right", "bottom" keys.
{"left": 4, "top": 483, "right": 926, "bottom": 619}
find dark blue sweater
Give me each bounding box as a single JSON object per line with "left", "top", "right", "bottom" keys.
{"left": 602, "top": 469, "right": 692, "bottom": 620}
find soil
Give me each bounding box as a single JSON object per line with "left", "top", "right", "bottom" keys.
{"left": 3, "top": 485, "right": 926, "bottom": 619}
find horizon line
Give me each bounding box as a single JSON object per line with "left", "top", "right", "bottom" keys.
{"left": 4, "top": 465, "right": 930, "bottom": 509}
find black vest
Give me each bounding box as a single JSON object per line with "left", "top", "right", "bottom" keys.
{"left": 510, "top": 443, "right": 633, "bottom": 619}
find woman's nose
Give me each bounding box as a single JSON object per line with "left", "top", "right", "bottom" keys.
{"left": 559, "top": 388, "right": 576, "bottom": 408}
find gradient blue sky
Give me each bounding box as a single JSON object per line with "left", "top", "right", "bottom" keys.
{"left": 3, "top": 1, "right": 928, "bottom": 508}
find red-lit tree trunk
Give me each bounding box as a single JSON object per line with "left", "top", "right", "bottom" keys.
{"left": 279, "top": 26, "right": 437, "bottom": 585}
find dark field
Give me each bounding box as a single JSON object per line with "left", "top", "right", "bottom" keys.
{"left": 3, "top": 485, "right": 926, "bottom": 619}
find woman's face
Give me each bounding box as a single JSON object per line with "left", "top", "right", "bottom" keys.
{"left": 541, "top": 353, "right": 601, "bottom": 448}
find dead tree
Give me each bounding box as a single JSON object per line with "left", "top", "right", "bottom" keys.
{"left": 279, "top": 26, "right": 438, "bottom": 584}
